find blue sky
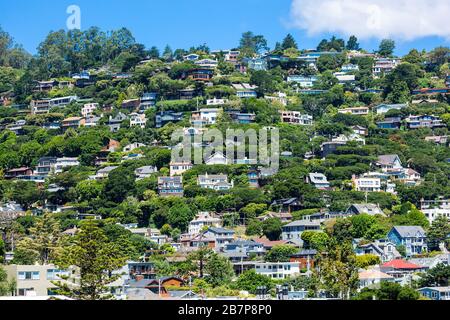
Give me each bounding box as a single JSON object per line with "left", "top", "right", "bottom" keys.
{"left": 0, "top": 0, "right": 449, "bottom": 56}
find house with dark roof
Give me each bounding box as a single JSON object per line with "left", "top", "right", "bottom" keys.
{"left": 271, "top": 198, "right": 302, "bottom": 213}
{"left": 377, "top": 117, "right": 402, "bottom": 129}
{"left": 355, "top": 239, "right": 401, "bottom": 263}
{"left": 387, "top": 226, "right": 427, "bottom": 256}
{"left": 281, "top": 220, "right": 321, "bottom": 246}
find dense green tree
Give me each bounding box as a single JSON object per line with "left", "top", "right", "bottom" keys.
{"left": 204, "top": 253, "right": 235, "bottom": 286}
{"left": 261, "top": 218, "right": 283, "bottom": 241}
{"left": 53, "top": 221, "right": 128, "bottom": 300}
{"left": 346, "top": 35, "right": 360, "bottom": 51}
{"left": 281, "top": 34, "right": 298, "bottom": 50}
{"left": 265, "top": 244, "right": 298, "bottom": 262}
{"left": 235, "top": 270, "right": 273, "bottom": 294}
{"left": 427, "top": 215, "right": 450, "bottom": 251}
{"left": 378, "top": 39, "right": 396, "bottom": 57}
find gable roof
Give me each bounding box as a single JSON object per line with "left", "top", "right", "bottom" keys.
{"left": 391, "top": 226, "right": 426, "bottom": 238}
{"left": 347, "top": 203, "right": 384, "bottom": 215}
{"left": 359, "top": 269, "right": 394, "bottom": 280}
{"left": 377, "top": 154, "right": 401, "bottom": 166}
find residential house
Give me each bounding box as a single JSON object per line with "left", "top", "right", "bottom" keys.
{"left": 195, "top": 59, "right": 218, "bottom": 69}
{"left": 123, "top": 142, "right": 146, "bottom": 152}
{"left": 4, "top": 265, "right": 70, "bottom": 296}
{"left": 405, "top": 115, "right": 445, "bottom": 129}
{"left": 231, "top": 83, "right": 257, "bottom": 98}
{"left": 289, "top": 249, "right": 317, "bottom": 270}
{"left": 352, "top": 125, "right": 368, "bottom": 136}
{"left": 203, "top": 227, "right": 235, "bottom": 250}
{"left": 333, "top": 72, "right": 356, "bottom": 84}
{"left": 190, "top": 108, "right": 221, "bottom": 125}
{"left": 346, "top": 204, "right": 384, "bottom": 216}
{"left": 6, "top": 120, "right": 26, "bottom": 135}
{"left": 128, "top": 277, "right": 184, "bottom": 297}
{"left": 183, "top": 53, "right": 200, "bottom": 61}
{"left": 306, "top": 172, "right": 330, "bottom": 190}
{"left": 0, "top": 201, "right": 26, "bottom": 221}
{"left": 247, "top": 169, "right": 260, "bottom": 188}
{"left": 187, "top": 68, "right": 214, "bottom": 82}
{"left": 81, "top": 103, "right": 98, "bottom": 117}
{"left": 387, "top": 226, "right": 427, "bottom": 256}
{"left": 89, "top": 166, "right": 118, "bottom": 180}
{"left": 418, "top": 287, "right": 450, "bottom": 301}
{"left": 355, "top": 239, "right": 401, "bottom": 263}
{"left": 286, "top": 75, "right": 318, "bottom": 87}
{"left": 358, "top": 268, "right": 395, "bottom": 290}
{"left": 107, "top": 112, "right": 128, "bottom": 132}
{"left": 265, "top": 92, "right": 287, "bottom": 106}
{"left": 54, "top": 157, "right": 80, "bottom": 174}
{"left": 156, "top": 111, "right": 184, "bottom": 128}
{"left": 338, "top": 106, "right": 369, "bottom": 116}
{"left": 31, "top": 96, "right": 78, "bottom": 114}
{"left": 61, "top": 117, "right": 85, "bottom": 131}
{"left": 139, "top": 92, "right": 157, "bottom": 111}
{"left": 127, "top": 262, "right": 156, "bottom": 280}
{"left": 374, "top": 103, "right": 408, "bottom": 115}
{"left": 84, "top": 115, "right": 101, "bottom": 127}
{"left": 380, "top": 259, "right": 424, "bottom": 279}
{"left": 227, "top": 111, "right": 256, "bottom": 124}
{"left": 4, "top": 167, "right": 33, "bottom": 179}
{"left": 279, "top": 111, "right": 313, "bottom": 125}
{"left": 256, "top": 211, "right": 293, "bottom": 223}
{"left": 35, "top": 157, "right": 57, "bottom": 176}
{"left": 188, "top": 212, "right": 222, "bottom": 235}
{"left": 207, "top": 98, "right": 228, "bottom": 106}
{"left": 169, "top": 161, "right": 193, "bottom": 177}
{"left": 271, "top": 198, "right": 302, "bottom": 213}
{"left": 341, "top": 64, "right": 359, "bottom": 72}
{"left": 157, "top": 176, "right": 184, "bottom": 197}
{"left": 254, "top": 262, "right": 301, "bottom": 279}
{"left": 377, "top": 117, "right": 402, "bottom": 129}
{"left": 134, "top": 166, "right": 158, "bottom": 180}
{"left": 372, "top": 58, "right": 401, "bottom": 78}
{"left": 424, "top": 136, "right": 448, "bottom": 145}
{"left": 420, "top": 199, "right": 450, "bottom": 224}
{"left": 352, "top": 174, "right": 381, "bottom": 192}
{"left": 246, "top": 58, "right": 268, "bottom": 71}
{"left": 320, "top": 141, "right": 347, "bottom": 158}
{"left": 281, "top": 221, "right": 321, "bottom": 246}
{"left": 376, "top": 154, "right": 403, "bottom": 172}
{"left": 129, "top": 113, "right": 147, "bottom": 128}
{"left": 223, "top": 239, "right": 265, "bottom": 257}
{"left": 197, "top": 173, "right": 233, "bottom": 191}
{"left": 332, "top": 133, "right": 366, "bottom": 145}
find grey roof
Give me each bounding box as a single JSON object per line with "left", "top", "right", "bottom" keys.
{"left": 208, "top": 227, "right": 235, "bottom": 234}
{"left": 347, "top": 203, "right": 383, "bottom": 215}
{"left": 392, "top": 226, "right": 426, "bottom": 238}
{"left": 308, "top": 172, "right": 329, "bottom": 184}
{"left": 227, "top": 239, "right": 261, "bottom": 247}
{"left": 283, "top": 220, "right": 321, "bottom": 227}
{"left": 377, "top": 154, "right": 400, "bottom": 166}
{"left": 418, "top": 287, "right": 450, "bottom": 292}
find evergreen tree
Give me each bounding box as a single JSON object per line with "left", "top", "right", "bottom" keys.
{"left": 281, "top": 33, "right": 298, "bottom": 50}
{"left": 346, "top": 35, "right": 360, "bottom": 51}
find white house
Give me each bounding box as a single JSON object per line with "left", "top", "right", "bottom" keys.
{"left": 54, "top": 157, "right": 80, "bottom": 174}
{"left": 207, "top": 98, "right": 228, "bottom": 106}
{"left": 123, "top": 142, "right": 146, "bottom": 152}
{"left": 374, "top": 103, "right": 408, "bottom": 115}
{"left": 197, "top": 173, "right": 233, "bottom": 191}
{"left": 170, "top": 161, "right": 193, "bottom": 177}
{"left": 352, "top": 175, "right": 382, "bottom": 192}
{"left": 190, "top": 108, "right": 221, "bottom": 125}
{"left": 129, "top": 113, "right": 147, "bottom": 128}
{"left": 376, "top": 155, "right": 403, "bottom": 172}
{"left": 81, "top": 103, "right": 98, "bottom": 117}
{"left": 420, "top": 199, "right": 450, "bottom": 224}
{"left": 188, "top": 212, "right": 222, "bottom": 235}
{"left": 254, "top": 262, "right": 301, "bottom": 279}
{"left": 358, "top": 268, "right": 395, "bottom": 290}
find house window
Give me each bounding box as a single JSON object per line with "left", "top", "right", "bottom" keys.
{"left": 18, "top": 271, "right": 40, "bottom": 280}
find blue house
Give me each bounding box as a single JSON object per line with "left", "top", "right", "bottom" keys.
{"left": 387, "top": 226, "right": 427, "bottom": 257}
{"left": 223, "top": 239, "right": 265, "bottom": 256}
{"left": 377, "top": 117, "right": 402, "bottom": 129}
{"left": 418, "top": 287, "right": 450, "bottom": 300}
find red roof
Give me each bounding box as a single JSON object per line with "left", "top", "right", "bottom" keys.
{"left": 382, "top": 259, "right": 422, "bottom": 269}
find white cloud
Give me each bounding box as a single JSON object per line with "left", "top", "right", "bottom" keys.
{"left": 289, "top": 0, "right": 450, "bottom": 40}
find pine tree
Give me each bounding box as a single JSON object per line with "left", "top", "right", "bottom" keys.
{"left": 52, "top": 221, "right": 128, "bottom": 300}
{"left": 281, "top": 33, "right": 298, "bottom": 50}
{"left": 346, "top": 35, "right": 360, "bottom": 51}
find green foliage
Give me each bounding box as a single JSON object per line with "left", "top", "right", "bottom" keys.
{"left": 261, "top": 218, "right": 283, "bottom": 241}
{"left": 53, "top": 221, "right": 129, "bottom": 300}
{"left": 235, "top": 270, "right": 273, "bottom": 294}
{"left": 265, "top": 244, "right": 298, "bottom": 262}
{"left": 355, "top": 254, "right": 381, "bottom": 269}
